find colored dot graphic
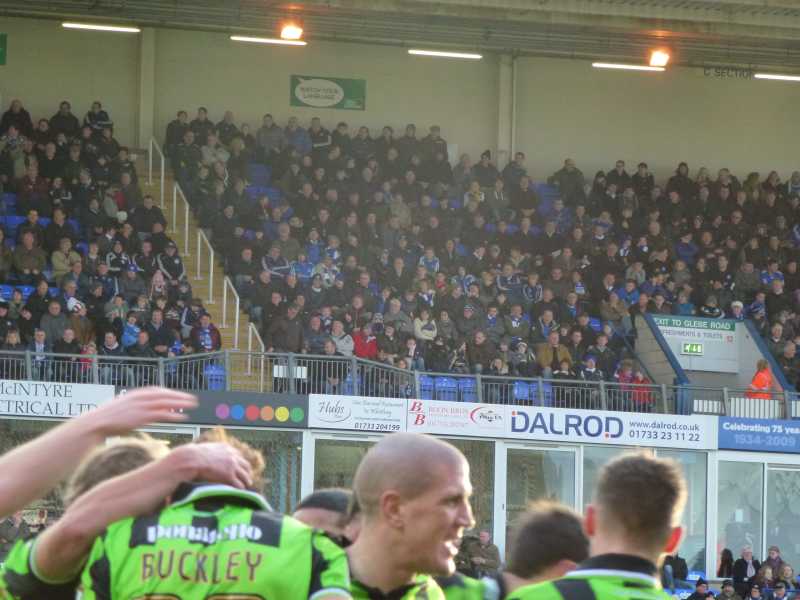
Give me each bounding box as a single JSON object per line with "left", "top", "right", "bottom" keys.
{"left": 215, "top": 403, "right": 305, "bottom": 424}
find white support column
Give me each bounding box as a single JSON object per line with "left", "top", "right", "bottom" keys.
{"left": 496, "top": 54, "right": 515, "bottom": 168}
{"left": 493, "top": 440, "right": 508, "bottom": 557}
{"left": 706, "top": 450, "right": 719, "bottom": 577}
{"left": 300, "top": 430, "right": 316, "bottom": 499}
{"left": 137, "top": 27, "right": 156, "bottom": 149}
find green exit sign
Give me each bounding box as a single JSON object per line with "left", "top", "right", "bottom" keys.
{"left": 681, "top": 342, "right": 704, "bottom": 356}
{"left": 0, "top": 34, "right": 6, "bottom": 66}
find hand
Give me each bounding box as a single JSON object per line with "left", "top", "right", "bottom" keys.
{"left": 81, "top": 387, "right": 197, "bottom": 437}
{"left": 171, "top": 443, "right": 253, "bottom": 489}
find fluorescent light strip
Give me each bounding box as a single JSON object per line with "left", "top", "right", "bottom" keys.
{"left": 408, "top": 49, "right": 482, "bottom": 60}
{"left": 230, "top": 35, "right": 306, "bottom": 46}
{"left": 592, "top": 62, "right": 664, "bottom": 72}
{"left": 62, "top": 21, "right": 140, "bottom": 33}
{"left": 754, "top": 73, "right": 800, "bottom": 82}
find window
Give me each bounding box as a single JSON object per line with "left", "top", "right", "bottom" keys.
{"left": 506, "top": 448, "right": 575, "bottom": 546}
{"left": 447, "top": 438, "right": 494, "bottom": 531}
{"left": 659, "top": 450, "right": 708, "bottom": 574}
{"left": 582, "top": 446, "right": 628, "bottom": 508}
{"left": 766, "top": 468, "right": 800, "bottom": 570}
{"left": 718, "top": 461, "right": 763, "bottom": 568}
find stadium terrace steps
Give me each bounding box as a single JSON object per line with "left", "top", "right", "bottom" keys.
{"left": 139, "top": 161, "right": 254, "bottom": 387}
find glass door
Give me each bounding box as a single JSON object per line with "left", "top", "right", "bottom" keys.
{"left": 766, "top": 467, "right": 800, "bottom": 570}
{"left": 503, "top": 445, "right": 577, "bottom": 548}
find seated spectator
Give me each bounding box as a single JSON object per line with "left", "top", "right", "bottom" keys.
{"left": 536, "top": 331, "right": 573, "bottom": 378}
{"left": 13, "top": 231, "right": 47, "bottom": 285}
{"left": 265, "top": 304, "right": 304, "bottom": 354}
{"left": 353, "top": 322, "right": 378, "bottom": 361}
{"left": 40, "top": 299, "right": 68, "bottom": 348}
{"left": 50, "top": 237, "right": 81, "bottom": 285}
{"left": 190, "top": 313, "right": 222, "bottom": 353}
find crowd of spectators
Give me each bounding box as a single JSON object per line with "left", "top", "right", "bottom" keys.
{"left": 0, "top": 99, "right": 223, "bottom": 386}
{"left": 163, "top": 107, "right": 800, "bottom": 396}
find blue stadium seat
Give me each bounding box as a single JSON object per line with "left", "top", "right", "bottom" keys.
{"left": 419, "top": 375, "right": 435, "bottom": 400}
{"left": 2, "top": 193, "right": 16, "bottom": 211}
{"left": 505, "top": 223, "right": 519, "bottom": 234}
{"left": 265, "top": 187, "right": 282, "bottom": 202}
{"left": 3, "top": 216, "right": 25, "bottom": 237}
{"left": 514, "top": 381, "right": 532, "bottom": 402}
{"left": 19, "top": 286, "right": 35, "bottom": 300}
{"left": 204, "top": 364, "right": 227, "bottom": 391}
{"left": 434, "top": 377, "right": 459, "bottom": 401}
{"left": 343, "top": 374, "right": 360, "bottom": 395}
{"left": 458, "top": 378, "right": 478, "bottom": 402}
{"left": 530, "top": 382, "right": 554, "bottom": 407}
{"left": 246, "top": 185, "right": 271, "bottom": 200}
{"left": 484, "top": 223, "right": 497, "bottom": 234}
{"left": 0, "top": 285, "right": 13, "bottom": 300}
{"left": 589, "top": 318, "right": 603, "bottom": 333}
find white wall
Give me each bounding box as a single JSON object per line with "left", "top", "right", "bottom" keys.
{"left": 153, "top": 29, "right": 500, "bottom": 161}
{"left": 515, "top": 56, "right": 800, "bottom": 184}
{"left": 0, "top": 17, "right": 139, "bottom": 145}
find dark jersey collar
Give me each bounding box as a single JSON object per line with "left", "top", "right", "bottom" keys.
{"left": 351, "top": 574, "right": 433, "bottom": 600}
{"left": 575, "top": 554, "right": 659, "bottom": 578}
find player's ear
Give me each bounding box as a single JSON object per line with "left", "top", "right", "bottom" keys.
{"left": 380, "top": 490, "right": 404, "bottom": 528}
{"left": 664, "top": 525, "right": 683, "bottom": 555}
{"left": 552, "top": 559, "right": 578, "bottom": 579}
{"left": 584, "top": 505, "right": 596, "bottom": 538}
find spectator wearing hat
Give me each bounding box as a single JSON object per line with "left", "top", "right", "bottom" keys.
{"left": 266, "top": 304, "right": 305, "bottom": 354}
{"left": 687, "top": 579, "right": 714, "bottom": 600}
{"left": 118, "top": 264, "right": 147, "bottom": 303}
{"left": 719, "top": 580, "right": 743, "bottom": 600}
{"left": 157, "top": 241, "right": 186, "bottom": 286}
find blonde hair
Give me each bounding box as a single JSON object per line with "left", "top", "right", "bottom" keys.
{"left": 63, "top": 434, "right": 169, "bottom": 506}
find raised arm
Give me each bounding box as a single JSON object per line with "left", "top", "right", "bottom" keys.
{"left": 0, "top": 387, "right": 197, "bottom": 518}
{"left": 33, "top": 441, "right": 252, "bottom": 583}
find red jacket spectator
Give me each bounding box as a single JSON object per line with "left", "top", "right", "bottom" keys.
{"left": 353, "top": 327, "right": 378, "bottom": 360}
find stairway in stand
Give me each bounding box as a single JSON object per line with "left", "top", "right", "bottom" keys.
{"left": 138, "top": 157, "right": 260, "bottom": 391}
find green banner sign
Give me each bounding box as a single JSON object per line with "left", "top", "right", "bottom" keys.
{"left": 0, "top": 34, "right": 7, "bottom": 66}
{"left": 290, "top": 75, "right": 366, "bottom": 110}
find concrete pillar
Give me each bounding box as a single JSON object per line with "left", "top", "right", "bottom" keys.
{"left": 496, "top": 54, "right": 514, "bottom": 168}
{"left": 137, "top": 27, "right": 156, "bottom": 149}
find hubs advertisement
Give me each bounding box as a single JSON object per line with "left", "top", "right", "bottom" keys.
{"left": 310, "top": 395, "right": 717, "bottom": 449}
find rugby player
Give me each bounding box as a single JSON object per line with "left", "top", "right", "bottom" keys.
{"left": 347, "top": 433, "right": 474, "bottom": 599}
{"left": 73, "top": 428, "right": 351, "bottom": 599}
{"left": 506, "top": 452, "right": 687, "bottom": 600}
{"left": 2, "top": 435, "right": 251, "bottom": 599}
{"left": 438, "top": 501, "right": 589, "bottom": 599}
{"left": 0, "top": 387, "right": 197, "bottom": 518}
{"left": 294, "top": 488, "right": 354, "bottom": 537}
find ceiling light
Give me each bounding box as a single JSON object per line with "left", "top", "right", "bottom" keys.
{"left": 280, "top": 23, "right": 303, "bottom": 40}
{"left": 754, "top": 73, "right": 800, "bottom": 82}
{"left": 592, "top": 62, "right": 665, "bottom": 72}
{"left": 649, "top": 49, "right": 670, "bottom": 67}
{"left": 230, "top": 35, "right": 307, "bottom": 46}
{"left": 408, "top": 49, "right": 482, "bottom": 60}
{"left": 62, "top": 21, "right": 140, "bottom": 33}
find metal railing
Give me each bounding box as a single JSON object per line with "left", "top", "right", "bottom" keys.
{"left": 2, "top": 349, "right": 796, "bottom": 419}
{"left": 171, "top": 182, "right": 191, "bottom": 257}
{"left": 194, "top": 228, "right": 215, "bottom": 305}
{"left": 148, "top": 137, "right": 166, "bottom": 208}
{"left": 222, "top": 276, "right": 241, "bottom": 349}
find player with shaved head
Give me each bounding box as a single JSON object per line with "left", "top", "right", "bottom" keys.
{"left": 348, "top": 432, "right": 474, "bottom": 599}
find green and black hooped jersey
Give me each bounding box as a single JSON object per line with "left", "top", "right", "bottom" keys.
{"left": 437, "top": 572, "right": 505, "bottom": 600}
{"left": 1, "top": 537, "right": 78, "bottom": 600}
{"left": 506, "top": 554, "right": 671, "bottom": 600}
{"left": 350, "top": 573, "right": 446, "bottom": 599}
{"left": 78, "top": 482, "right": 351, "bottom": 599}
